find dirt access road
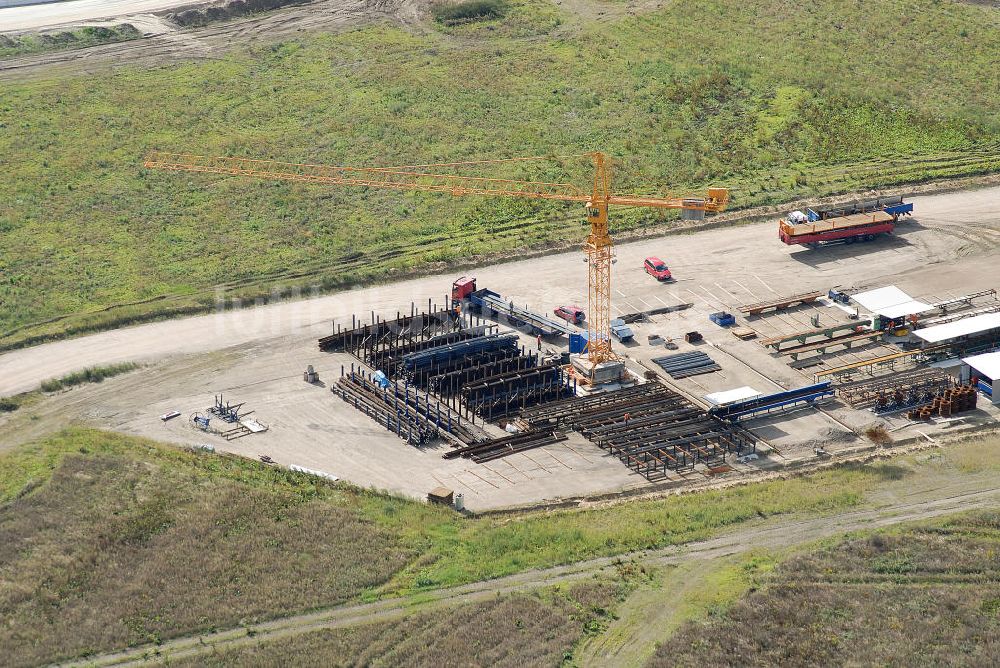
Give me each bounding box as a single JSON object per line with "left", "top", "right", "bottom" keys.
{"left": 0, "top": 0, "right": 202, "bottom": 32}
{"left": 57, "top": 461, "right": 1000, "bottom": 666}
{"left": 3, "top": 183, "right": 999, "bottom": 398}
{"left": 0, "top": 0, "right": 422, "bottom": 79}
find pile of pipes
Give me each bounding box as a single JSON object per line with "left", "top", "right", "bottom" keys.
{"left": 907, "top": 384, "right": 978, "bottom": 420}
{"left": 443, "top": 429, "right": 567, "bottom": 463}
{"left": 652, "top": 351, "right": 720, "bottom": 379}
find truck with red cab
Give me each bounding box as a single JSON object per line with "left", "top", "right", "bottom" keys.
{"left": 644, "top": 257, "right": 672, "bottom": 281}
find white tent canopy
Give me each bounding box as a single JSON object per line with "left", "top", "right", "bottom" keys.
{"left": 851, "top": 286, "right": 933, "bottom": 319}
{"left": 914, "top": 312, "right": 1000, "bottom": 344}
{"left": 962, "top": 351, "right": 1000, "bottom": 381}
{"left": 704, "top": 386, "right": 761, "bottom": 406}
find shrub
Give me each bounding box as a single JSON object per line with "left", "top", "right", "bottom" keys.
{"left": 864, "top": 424, "right": 893, "bottom": 445}
{"left": 431, "top": 0, "right": 506, "bottom": 25}
{"left": 40, "top": 363, "right": 139, "bottom": 393}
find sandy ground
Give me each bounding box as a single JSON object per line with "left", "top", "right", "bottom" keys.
{"left": 2, "top": 184, "right": 999, "bottom": 509}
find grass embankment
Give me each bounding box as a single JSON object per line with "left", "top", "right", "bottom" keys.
{"left": 1, "top": 0, "right": 999, "bottom": 348}
{"left": 0, "top": 25, "right": 142, "bottom": 59}
{"left": 0, "top": 427, "right": 883, "bottom": 666}
{"left": 38, "top": 361, "right": 138, "bottom": 392}
{"left": 656, "top": 511, "right": 1000, "bottom": 667}
{"left": 0, "top": 362, "right": 138, "bottom": 413}
{"left": 170, "top": 0, "right": 312, "bottom": 28}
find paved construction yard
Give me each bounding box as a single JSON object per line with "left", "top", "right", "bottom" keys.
{"left": 2, "top": 185, "right": 999, "bottom": 510}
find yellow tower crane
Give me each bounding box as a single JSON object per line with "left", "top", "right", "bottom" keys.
{"left": 143, "top": 151, "right": 728, "bottom": 376}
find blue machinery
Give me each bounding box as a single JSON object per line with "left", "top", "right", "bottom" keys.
{"left": 710, "top": 382, "right": 835, "bottom": 421}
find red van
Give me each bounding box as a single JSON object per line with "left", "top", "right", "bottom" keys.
{"left": 553, "top": 305, "right": 586, "bottom": 325}
{"left": 644, "top": 256, "right": 672, "bottom": 281}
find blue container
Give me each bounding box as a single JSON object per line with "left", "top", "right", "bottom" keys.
{"left": 569, "top": 333, "right": 586, "bottom": 354}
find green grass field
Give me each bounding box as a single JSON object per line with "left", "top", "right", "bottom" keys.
{"left": 0, "top": 427, "right": 883, "bottom": 665}
{"left": 1, "top": 0, "right": 999, "bottom": 348}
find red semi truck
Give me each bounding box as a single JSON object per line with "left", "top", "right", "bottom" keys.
{"left": 779, "top": 211, "right": 896, "bottom": 246}
{"left": 778, "top": 198, "right": 913, "bottom": 247}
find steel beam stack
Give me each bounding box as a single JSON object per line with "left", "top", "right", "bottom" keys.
{"left": 442, "top": 429, "right": 568, "bottom": 463}
{"left": 461, "top": 363, "right": 574, "bottom": 420}
{"left": 319, "top": 306, "right": 459, "bottom": 353}
{"left": 428, "top": 354, "right": 538, "bottom": 396}
{"left": 520, "top": 382, "right": 755, "bottom": 480}
{"left": 399, "top": 334, "right": 521, "bottom": 385}
{"left": 332, "top": 368, "right": 485, "bottom": 446}
{"left": 652, "top": 351, "right": 720, "bottom": 379}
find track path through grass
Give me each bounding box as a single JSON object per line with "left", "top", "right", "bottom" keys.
{"left": 57, "top": 476, "right": 1000, "bottom": 667}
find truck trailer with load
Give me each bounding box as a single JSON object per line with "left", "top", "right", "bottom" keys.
{"left": 451, "top": 277, "right": 574, "bottom": 338}
{"left": 779, "top": 196, "right": 913, "bottom": 247}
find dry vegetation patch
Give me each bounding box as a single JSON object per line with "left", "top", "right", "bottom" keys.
{"left": 0, "top": 453, "right": 414, "bottom": 667}
{"left": 0, "top": 427, "right": 910, "bottom": 664}
{"left": 653, "top": 512, "right": 1000, "bottom": 667}
{"left": 174, "top": 580, "right": 623, "bottom": 667}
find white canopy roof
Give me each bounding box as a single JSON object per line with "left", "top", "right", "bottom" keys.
{"left": 704, "top": 386, "right": 761, "bottom": 406}
{"left": 852, "top": 286, "right": 933, "bottom": 319}
{"left": 914, "top": 312, "right": 1000, "bottom": 344}
{"left": 962, "top": 351, "right": 1000, "bottom": 381}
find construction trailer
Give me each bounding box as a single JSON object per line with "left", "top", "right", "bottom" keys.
{"left": 962, "top": 351, "right": 1000, "bottom": 403}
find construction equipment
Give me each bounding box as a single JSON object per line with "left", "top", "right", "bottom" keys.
{"left": 143, "top": 151, "right": 728, "bottom": 379}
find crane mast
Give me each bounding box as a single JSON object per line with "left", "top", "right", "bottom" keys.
{"left": 585, "top": 153, "right": 614, "bottom": 365}
{"left": 144, "top": 151, "right": 728, "bottom": 376}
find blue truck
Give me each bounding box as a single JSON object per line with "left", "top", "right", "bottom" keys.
{"left": 610, "top": 318, "right": 634, "bottom": 343}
